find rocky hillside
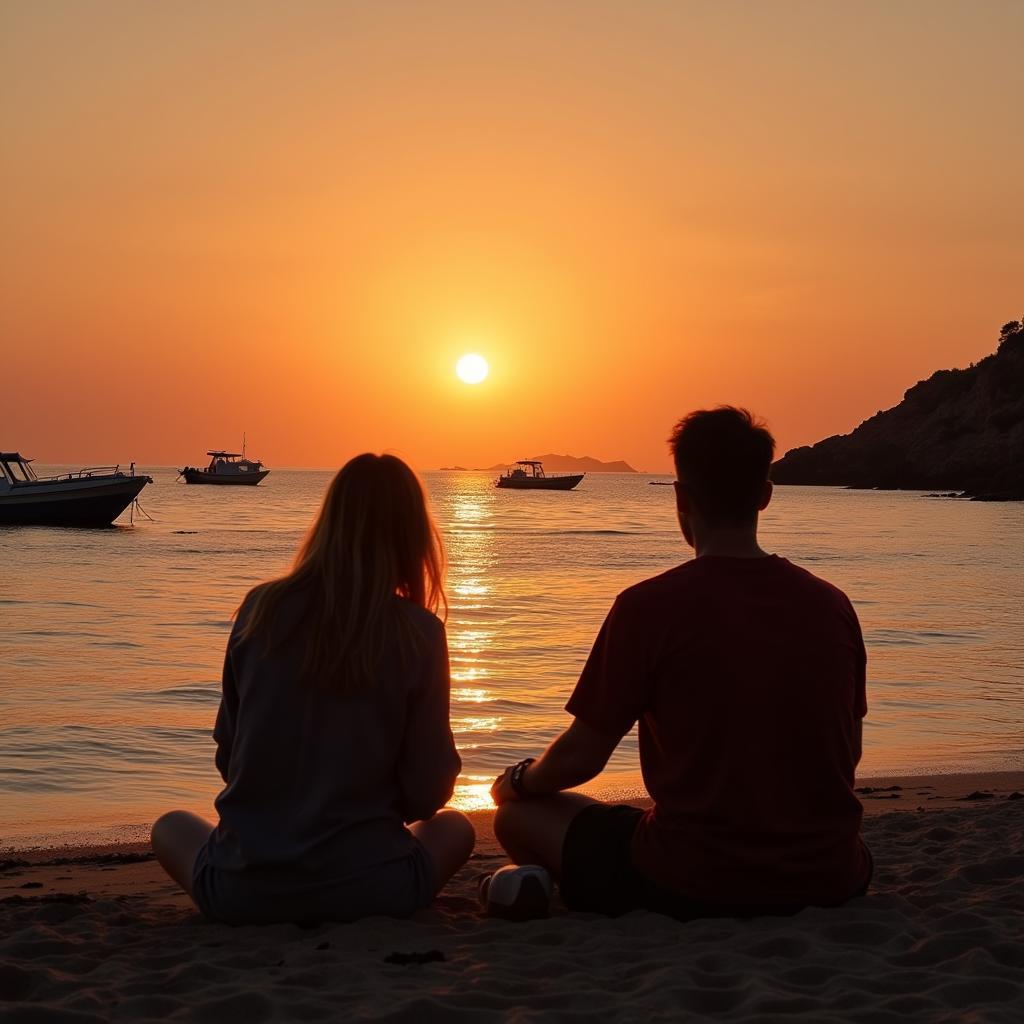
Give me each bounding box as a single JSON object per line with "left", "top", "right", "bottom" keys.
{"left": 485, "top": 454, "right": 637, "bottom": 473}
{"left": 772, "top": 320, "right": 1024, "bottom": 499}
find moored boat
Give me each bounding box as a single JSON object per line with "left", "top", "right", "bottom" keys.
{"left": 495, "top": 460, "right": 584, "bottom": 491}
{"left": 0, "top": 453, "right": 152, "bottom": 527}
{"left": 179, "top": 446, "right": 269, "bottom": 486}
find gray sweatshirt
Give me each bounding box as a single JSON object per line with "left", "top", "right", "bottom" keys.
{"left": 207, "top": 590, "right": 461, "bottom": 877}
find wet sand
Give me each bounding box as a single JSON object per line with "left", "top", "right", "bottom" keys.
{"left": 2, "top": 771, "right": 1023, "bottom": 1021}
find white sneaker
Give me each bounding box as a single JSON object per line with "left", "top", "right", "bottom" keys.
{"left": 479, "top": 864, "right": 553, "bottom": 921}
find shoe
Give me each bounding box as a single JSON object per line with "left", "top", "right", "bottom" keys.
{"left": 478, "top": 864, "right": 552, "bottom": 921}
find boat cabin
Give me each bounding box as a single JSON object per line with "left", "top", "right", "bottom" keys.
{"left": 204, "top": 451, "right": 264, "bottom": 475}
{"left": 506, "top": 460, "right": 547, "bottom": 479}
{"left": 0, "top": 453, "right": 38, "bottom": 487}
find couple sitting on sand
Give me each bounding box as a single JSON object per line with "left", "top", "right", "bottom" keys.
{"left": 152, "top": 407, "right": 871, "bottom": 925}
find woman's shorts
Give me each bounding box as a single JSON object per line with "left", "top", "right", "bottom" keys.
{"left": 192, "top": 837, "right": 437, "bottom": 926}
{"left": 560, "top": 803, "right": 873, "bottom": 919}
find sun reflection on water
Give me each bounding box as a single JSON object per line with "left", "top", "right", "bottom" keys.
{"left": 454, "top": 580, "right": 488, "bottom": 597}
{"left": 453, "top": 715, "right": 502, "bottom": 732}
{"left": 451, "top": 664, "right": 488, "bottom": 682}
{"left": 449, "top": 628, "right": 493, "bottom": 653}
{"left": 451, "top": 494, "right": 488, "bottom": 523}
{"left": 443, "top": 485, "right": 506, "bottom": 812}
{"left": 449, "top": 777, "right": 496, "bottom": 811}
{"left": 452, "top": 687, "right": 492, "bottom": 703}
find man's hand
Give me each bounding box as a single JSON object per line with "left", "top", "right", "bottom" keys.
{"left": 490, "top": 765, "right": 519, "bottom": 806}
{"left": 491, "top": 719, "right": 621, "bottom": 807}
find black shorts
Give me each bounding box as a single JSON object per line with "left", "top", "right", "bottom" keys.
{"left": 560, "top": 803, "right": 873, "bottom": 920}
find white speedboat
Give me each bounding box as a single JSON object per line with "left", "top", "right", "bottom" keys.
{"left": 179, "top": 448, "right": 269, "bottom": 486}
{"left": 0, "top": 452, "right": 152, "bottom": 527}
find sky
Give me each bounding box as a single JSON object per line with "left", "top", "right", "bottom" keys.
{"left": 2, "top": 1, "right": 1022, "bottom": 471}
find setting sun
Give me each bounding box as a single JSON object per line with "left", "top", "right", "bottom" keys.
{"left": 456, "top": 353, "right": 489, "bottom": 385}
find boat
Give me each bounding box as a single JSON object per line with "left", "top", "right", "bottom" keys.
{"left": 179, "top": 444, "right": 269, "bottom": 486}
{"left": 495, "top": 460, "right": 584, "bottom": 491}
{"left": 0, "top": 452, "right": 152, "bottom": 527}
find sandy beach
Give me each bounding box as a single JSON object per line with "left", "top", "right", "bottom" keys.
{"left": 2, "top": 771, "right": 1022, "bottom": 1022}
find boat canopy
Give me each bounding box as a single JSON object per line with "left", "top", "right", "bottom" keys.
{"left": 508, "top": 460, "right": 546, "bottom": 477}
{"left": 206, "top": 450, "right": 243, "bottom": 458}
{"left": 0, "top": 453, "right": 38, "bottom": 485}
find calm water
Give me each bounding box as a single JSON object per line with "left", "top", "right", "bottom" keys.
{"left": 1, "top": 470, "right": 1022, "bottom": 846}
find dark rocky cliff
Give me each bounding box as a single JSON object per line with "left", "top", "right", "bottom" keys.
{"left": 772, "top": 321, "right": 1024, "bottom": 498}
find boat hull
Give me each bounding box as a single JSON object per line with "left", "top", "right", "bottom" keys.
{"left": 181, "top": 468, "right": 269, "bottom": 485}
{"left": 496, "top": 473, "right": 584, "bottom": 491}
{"left": 0, "top": 476, "right": 151, "bottom": 527}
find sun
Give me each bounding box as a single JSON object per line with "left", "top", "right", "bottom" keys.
{"left": 455, "top": 353, "right": 489, "bottom": 384}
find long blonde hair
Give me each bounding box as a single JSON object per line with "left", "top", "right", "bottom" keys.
{"left": 238, "top": 453, "right": 446, "bottom": 690}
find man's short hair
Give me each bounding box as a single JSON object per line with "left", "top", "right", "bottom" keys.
{"left": 669, "top": 407, "right": 775, "bottom": 523}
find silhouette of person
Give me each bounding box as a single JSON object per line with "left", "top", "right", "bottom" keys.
{"left": 153, "top": 454, "right": 474, "bottom": 923}
{"left": 491, "top": 408, "right": 870, "bottom": 919}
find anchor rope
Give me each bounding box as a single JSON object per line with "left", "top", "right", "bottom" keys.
{"left": 130, "top": 498, "right": 155, "bottom": 524}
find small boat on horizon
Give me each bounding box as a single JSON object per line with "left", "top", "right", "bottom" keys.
{"left": 179, "top": 443, "right": 269, "bottom": 486}
{"left": 495, "top": 460, "right": 584, "bottom": 491}
{"left": 0, "top": 452, "right": 152, "bottom": 527}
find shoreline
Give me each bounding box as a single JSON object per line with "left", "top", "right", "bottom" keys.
{"left": 3, "top": 769, "right": 1022, "bottom": 857}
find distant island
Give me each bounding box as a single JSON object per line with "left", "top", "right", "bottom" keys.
{"left": 482, "top": 454, "right": 637, "bottom": 474}
{"left": 772, "top": 320, "right": 1024, "bottom": 500}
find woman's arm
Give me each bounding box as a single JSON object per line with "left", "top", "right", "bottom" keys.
{"left": 398, "top": 622, "right": 462, "bottom": 823}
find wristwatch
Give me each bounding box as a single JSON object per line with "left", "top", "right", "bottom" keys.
{"left": 510, "top": 757, "right": 536, "bottom": 798}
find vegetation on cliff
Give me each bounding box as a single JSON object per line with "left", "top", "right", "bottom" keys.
{"left": 772, "top": 321, "right": 1024, "bottom": 498}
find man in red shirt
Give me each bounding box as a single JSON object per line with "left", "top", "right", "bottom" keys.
{"left": 490, "top": 407, "right": 870, "bottom": 918}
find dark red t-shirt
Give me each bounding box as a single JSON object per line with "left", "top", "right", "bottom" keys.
{"left": 566, "top": 555, "right": 869, "bottom": 907}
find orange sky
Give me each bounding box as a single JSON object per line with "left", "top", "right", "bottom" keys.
{"left": 2, "top": 2, "right": 1022, "bottom": 471}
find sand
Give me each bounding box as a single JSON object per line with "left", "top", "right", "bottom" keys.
{"left": 2, "top": 771, "right": 1023, "bottom": 1022}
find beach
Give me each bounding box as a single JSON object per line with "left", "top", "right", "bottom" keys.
{"left": 3, "top": 771, "right": 1022, "bottom": 1022}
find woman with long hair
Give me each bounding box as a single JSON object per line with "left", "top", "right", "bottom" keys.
{"left": 151, "top": 454, "right": 474, "bottom": 924}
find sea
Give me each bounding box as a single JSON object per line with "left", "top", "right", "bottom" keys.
{"left": 1, "top": 469, "right": 1022, "bottom": 847}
